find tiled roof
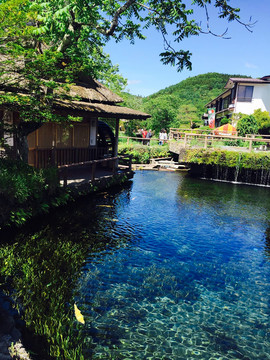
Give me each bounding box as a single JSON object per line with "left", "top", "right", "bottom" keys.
{"left": 225, "top": 77, "right": 270, "bottom": 88}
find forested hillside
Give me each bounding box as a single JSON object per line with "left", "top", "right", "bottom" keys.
{"left": 122, "top": 72, "right": 249, "bottom": 135}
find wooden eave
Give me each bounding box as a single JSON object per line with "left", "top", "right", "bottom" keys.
{"left": 54, "top": 100, "right": 151, "bottom": 120}
{"left": 225, "top": 77, "right": 270, "bottom": 89}
{"left": 0, "top": 91, "right": 151, "bottom": 120}
{"left": 205, "top": 89, "right": 231, "bottom": 107}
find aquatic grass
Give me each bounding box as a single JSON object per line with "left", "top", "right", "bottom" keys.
{"left": 0, "top": 231, "right": 89, "bottom": 359}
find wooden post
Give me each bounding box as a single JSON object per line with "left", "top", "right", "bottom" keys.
{"left": 112, "top": 159, "right": 117, "bottom": 174}
{"left": 114, "top": 118, "right": 120, "bottom": 169}
{"left": 204, "top": 135, "right": 208, "bottom": 149}
{"left": 249, "top": 139, "right": 252, "bottom": 152}
{"left": 63, "top": 166, "right": 68, "bottom": 187}
{"left": 184, "top": 134, "right": 187, "bottom": 148}
{"left": 127, "top": 137, "right": 130, "bottom": 145}
{"left": 35, "top": 148, "right": 38, "bottom": 168}
{"left": 114, "top": 118, "right": 120, "bottom": 157}
{"left": 51, "top": 147, "right": 56, "bottom": 167}
{"left": 91, "top": 162, "right": 96, "bottom": 181}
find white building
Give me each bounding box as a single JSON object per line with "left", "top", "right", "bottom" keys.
{"left": 206, "top": 76, "right": 270, "bottom": 127}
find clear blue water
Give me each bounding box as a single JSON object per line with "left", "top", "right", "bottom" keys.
{"left": 2, "top": 170, "right": 270, "bottom": 359}
{"left": 74, "top": 171, "right": 270, "bottom": 359}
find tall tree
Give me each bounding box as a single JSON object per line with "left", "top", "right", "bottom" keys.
{"left": 0, "top": 0, "right": 252, "bottom": 159}
{"left": 0, "top": 0, "right": 252, "bottom": 85}
{"left": 175, "top": 104, "right": 199, "bottom": 128}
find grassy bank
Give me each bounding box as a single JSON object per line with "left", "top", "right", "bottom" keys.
{"left": 183, "top": 149, "right": 270, "bottom": 170}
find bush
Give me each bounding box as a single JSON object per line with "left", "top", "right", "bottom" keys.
{"left": 224, "top": 139, "right": 247, "bottom": 147}
{"left": 237, "top": 115, "right": 258, "bottom": 137}
{"left": 253, "top": 109, "right": 270, "bottom": 135}
{"left": 0, "top": 159, "right": 62, "bottom": 227}
{"left": 183, "top": 149, "right": 270, "bottom": 170}
{"left": 118, "top": 143, "right": 170, "bottom": 163}
{"left": 220, "top": 117, "right": 230, "bottom": 126}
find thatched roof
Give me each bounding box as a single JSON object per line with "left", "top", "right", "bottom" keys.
{"left": 68, "top": 80, "right": 123, "bottom": 104}
{"left": 0, "top": 55, "right": 150, "bottom": 119}
{"left": 55, "top": 99, "right": 151, "bottom": 120}
{"left": 0, "top": 75, "right": 123, "bottom": 104}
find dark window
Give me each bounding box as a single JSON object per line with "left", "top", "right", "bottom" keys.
{"left": 222, "top": 95, "right": 230, "bottom": 109}
{"left": 237, "top": 85, "right": 254, "bottom": 102}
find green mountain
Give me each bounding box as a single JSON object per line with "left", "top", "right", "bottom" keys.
{"left": 122, "top": 72, "right": 249, "bottom": 134}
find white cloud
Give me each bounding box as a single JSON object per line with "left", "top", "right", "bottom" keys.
{"left": 245, "top": 62, "right": 258, "bottom": 69}
{"left": 127, "top": 79, "right": 142, "bottom": 85}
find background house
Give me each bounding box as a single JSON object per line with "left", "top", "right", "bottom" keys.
{"left": 206, "top": 76, "right": 270, "bottom": 127}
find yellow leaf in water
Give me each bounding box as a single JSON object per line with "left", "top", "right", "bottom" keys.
{"left": 97, "top": 205, "right": 113, "bottom": 207}
{"left": 74, "top": 304, "right": 85, "bottom": 324}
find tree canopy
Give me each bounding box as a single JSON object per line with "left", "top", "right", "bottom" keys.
{"left": 0, "top": 0, "right": 250, "bottom": 86}
{"left": 123, "top": 72, "right": 249, "bottom": 135}
{"left": 0, "top": 1, "right": 251, "bottom": 158}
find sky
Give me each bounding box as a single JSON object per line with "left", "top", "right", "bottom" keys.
{"left": 104, "top": 0, "right": 270, "bottom": 97}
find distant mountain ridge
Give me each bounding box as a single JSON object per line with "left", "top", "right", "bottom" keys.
{"left": 121, "top": 72, "right": 250, "bottom": 132}
{"left": 144, "top": 72, "right": 250, "bottom": 112}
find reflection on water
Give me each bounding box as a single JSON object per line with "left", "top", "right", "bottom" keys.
{"left": 1, "top": 172, "right": 270, "bottom": 359}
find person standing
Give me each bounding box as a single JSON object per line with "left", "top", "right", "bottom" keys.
{"left": 163, "top": 129, "right": 168, "bottom": 143}
{"left": 159, "top": 129, "right": 163, "bottom": 145}
{"left": 146, "top": 129, "right": 152, "bottom": 145}
{"left": 142, "top": 129, "right": 147, "bottom": 145}
{"left": 158, "top": 129, "right": 168, "bottom": 145}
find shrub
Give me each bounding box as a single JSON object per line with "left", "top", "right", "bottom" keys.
{"left": 183, "top": 149, "right": 270, "bottom": 170}
{"left": 0, "top": 159, "right": 62, "bottom": 227}
{"left": 220, "top": 117, "right": 230, "bottom": 126}
{"left": 118, "top": 143, "right": 170, "bottom": 163}
{"left": 237, "top": 115, "right": 258, "bottom": 137}
{"left": 253, "top": 109, "right": 270, "bottom": 135}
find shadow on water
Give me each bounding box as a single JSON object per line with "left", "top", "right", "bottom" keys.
{"left": 0, "top": 182, "right": 135, "bottom": 359}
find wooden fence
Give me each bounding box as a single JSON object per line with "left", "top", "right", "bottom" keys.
{"left": 169, "top": 130, "right": 270, "bottom": 152}
{"left": 58, "top": 154, "right": 133, "bottom": 187}
{"left": 29, "top": 147, "right": 108, "bottom": 168}
{"left": 119, "top": 136, "right": 169, "bottom": 145}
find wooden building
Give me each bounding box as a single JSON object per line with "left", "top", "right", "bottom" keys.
{"left": 1, "top": 78, "right": 150, "bottom": 168}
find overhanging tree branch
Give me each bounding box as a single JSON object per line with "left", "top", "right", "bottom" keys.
{"left": 103, "top": 0, "right": 138, "bottom": 36}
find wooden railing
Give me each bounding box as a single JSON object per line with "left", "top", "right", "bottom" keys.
{"left": 169, "top": 131, "right": 270, "bottom": 152}
{"left": 118, "top": 154, "right": 133, "bottom": 171}
{"left": 170, "top": 128, "right": 211, "bottom": 135}
{"left": 30, "top": 147, "right": 108, "bottom": 168}
{"left": 119, "top": 136, "right": 169, "bottom": 145}
{"left": 58, "top": 155, "right": 133, "bottom": 187}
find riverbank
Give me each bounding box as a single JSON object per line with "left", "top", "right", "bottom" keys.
{"left": 0, "top": 158, "right": 134, "bottom": 230}
{"left": 183, "top": 149, "right": 270, "bottom": 186}
{"left": 0, "top": 292, "right": 31, "bottom": 360}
